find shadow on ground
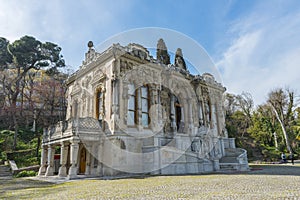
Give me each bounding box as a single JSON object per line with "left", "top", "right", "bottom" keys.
{"left": 0, "top": 179, "right": 55, "bottom": 199}
{"left": 248, "top": 163, "right": 300, "bottom": 176}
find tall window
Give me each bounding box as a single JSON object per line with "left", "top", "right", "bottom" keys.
{"left": 141, "top": 86, "right": 149, "bottom": 127}
{"left": 127, "top": 84, "right": 136, "bottom": 126}
{"left": 96, "top": 89, "right": 104, "bottom": 121}
{"left": 127, "top": 84, "right": 149, "bottom": 127}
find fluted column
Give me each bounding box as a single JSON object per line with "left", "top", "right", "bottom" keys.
{"left": 38, "top": 145, "right": 48, "bottom": 176}
{"left": 170, "top": 94, "right": 177, "bottom": 133}
{"left": 68, "top": 140, "right": 79, "bottom": 179}
{"left": 45, "top": 145, "right": 55, "bottom": 176}
{"left": 58, "top": 142, "right": 68, "bottom": 177}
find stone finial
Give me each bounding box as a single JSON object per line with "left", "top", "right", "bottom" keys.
{"left": 157, "top": 38, "right": 167, "bottom": 51}
{"left": 175, "top": 48, "right": 183, "bottom": 57}
{"left": 156, "top": 38, "right": 170, "bottom": 65}
{"left": 88, "top": 41, "right": 94, "bottom": 49}
{"left": 175, "top": 48, "right": 187, "bottom": 70}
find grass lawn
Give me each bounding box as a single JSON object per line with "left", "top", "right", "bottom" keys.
{"left": 1, "top": 164, "right": 300, "bottom": 199}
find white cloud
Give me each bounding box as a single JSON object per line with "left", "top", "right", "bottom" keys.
{"left": 0, "top": 0, "right": 136, "bottom": 68}
{"left": 217, "top": 3, "right": 300, "bottom": 105}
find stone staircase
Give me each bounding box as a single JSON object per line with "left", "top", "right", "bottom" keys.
{"left": 219, "top": 148, "right": 249, "bottom": 172}
{"left": 0, "top": 165, "right": 12, "bottom": 179}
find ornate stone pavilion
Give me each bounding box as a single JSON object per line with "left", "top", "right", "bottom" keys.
{"left": 38, "top": 39, "right": 249, "bottom": 179}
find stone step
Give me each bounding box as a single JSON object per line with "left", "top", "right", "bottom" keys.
{"left": 0, "top": 165, "right": 12, "bottom": 177}
{"left": 219, "top": 163, "right": 238, "bottom": 171}
{"left": 220, "top": 156, "right": 238, "bottom": 163}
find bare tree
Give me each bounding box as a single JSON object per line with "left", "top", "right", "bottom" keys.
{"left": 268, "top": 88, "right": 294, "bottom": 153}
{"left": 236, "top": 92, "right": 254, "bottom": 125}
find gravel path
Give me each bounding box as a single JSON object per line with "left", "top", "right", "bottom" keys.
{"left": 1, "top": 163, "right": 300, "bottom": 199}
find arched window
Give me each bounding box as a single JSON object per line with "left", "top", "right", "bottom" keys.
{"left": 127, "top": 84, "right": 149, "bottom": 127}
{"left": 96, "top": 89, "right": 104, "bottom": 121}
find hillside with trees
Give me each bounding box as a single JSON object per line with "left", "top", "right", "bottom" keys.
{"left": 0, "top": 36, "right": 67, "bottom": 166}
{"left": 225, "top": 90, "right": 300, "bottom": 162}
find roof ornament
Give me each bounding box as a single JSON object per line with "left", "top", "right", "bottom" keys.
{"left": 175, "top": 48, "right": 187, "bottom": 70}
{"left": 156, "top": 38, "right": 170, "bottom": 65}
{"left": 88, "top": 41, "right": 94, "bottom": 49}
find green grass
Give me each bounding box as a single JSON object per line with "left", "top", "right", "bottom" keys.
{"left": 1, "top": 164, "right": 300, "bottom": 199}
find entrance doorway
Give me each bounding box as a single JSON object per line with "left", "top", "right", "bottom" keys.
{"left": 79, "top": 147, "right": 86, "bottom": 174}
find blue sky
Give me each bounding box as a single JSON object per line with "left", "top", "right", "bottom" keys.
{"left": 1, "top": 0, "right": 300, "bottom": 105}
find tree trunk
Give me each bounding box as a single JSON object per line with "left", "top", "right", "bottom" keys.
{"left": 270, "top": 104, "right": 292, "bottom": 153}
{"left": 36, "top": 133, "right": 41, "bottom": 159}
{"left": 12, "top": 112, "right": 18, "bottom": 150}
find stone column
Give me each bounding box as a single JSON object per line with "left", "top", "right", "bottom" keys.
{"left": 123, "top": 81, "right": 130, "bottom": 128}
{"left": 170, "top": 94, "right": 177, "bottom": 133}
{"left": 97, "top": 140, "right": 104, "bottom": 176}
{"left": 90, "top": 143, "right": 97, "bottom": 175}
{"left": 111, "top": 59, "right": 120, "bottom": 133}
{"left": 85, "top": 144, "right": 91, "bottom": 175}
{"left": 187, "top": 98, "right": 194, "bottom": 134}
{"left": 213, "top": 159, "right": 220, "bottom": 171}
{"left": 38, "top": 145, "right": 48, "bottom": 176}
{"left": 211, "top": 103, "right": 218, "bottom": 135}
{"left": 149, "top": 85, "right": 158, "bottom": 132}
{"left": 58, "top": 142, "right": 68, "bottom": 177}
{"left": 45, "top": 145, "right": 55, "bottom": 176}
{"left": 136, "top": 85, "right": 143, "bottom": 131}
{"left": 68, "top": 140, "right": 79, "bottom": 179}
{"left": 198, "top": 100, "right": 204, "bottom": 126}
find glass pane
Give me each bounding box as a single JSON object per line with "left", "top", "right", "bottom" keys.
{"left": 98, "top": 101, "right": 103, "bottom": 113}
{"left": 142, "top": 113, "right": 149, "bottom": 127}
{"left": 141, "top": 86, "right": 148, "bottom": 98}
{"left": 142, "top": 98, "right": 148, "bottom": 112}
{"left": 128, "top": 84, "right": 135, "bottom": 95}
{"left": 98, "top": 92, "right": 103, "bottom": 99}
{"left": 128, "top": 96, "right": 135, "bottom": 110}
{"left": 127, "top": 111, "right": 135, "bottom": 126}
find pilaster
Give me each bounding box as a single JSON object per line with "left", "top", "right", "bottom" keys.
{"left": 68, "top": 140, "right": 79, "bottom": 179}
{"left": 170, "top": 94, "right": 177, "bottom": 133}
{"left": 45, "top": 145, "right": 55, "bottom": 176}
{"left": 38, "top": 145, "right": 48, "bottom": 176}
{"left": 85, "top": 143, "right": 91, "bottom": 175}
{"left": 58, "top": 142, "right": 68, "bottom": 177}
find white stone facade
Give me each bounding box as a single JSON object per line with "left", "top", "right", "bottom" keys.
{"left": 38, "top": 40, "right": 249, "bottom": 179}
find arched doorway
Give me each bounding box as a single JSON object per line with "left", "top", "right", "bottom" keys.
{"left": 79, "top": 147, "right": 86, "bottom": 174}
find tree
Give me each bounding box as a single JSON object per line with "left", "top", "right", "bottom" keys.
{"left": 248, "top": 104, "right": 279, "bottom": 147}
{"left": 236, "top": 92, "right": 254, "bottom": 126}
{"left": 0, "top": 36, "right": 65, "bottom": 149}
{"left": 0, "top": 38, "right": 12, "bottom": 68}
{"left": 224, "top": 92, "right": 254, "bottom": 138}
{"left": 267, "top": 88, "right": 294, "bottom": 153}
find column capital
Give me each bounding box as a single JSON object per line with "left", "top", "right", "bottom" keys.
{"left": 70, "top": 139, "right": 80, "bottom": 145}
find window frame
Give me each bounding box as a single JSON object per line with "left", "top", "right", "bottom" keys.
{"left": 127, "top": 83, "right": 150, "bottom": 128}
{"left": 95, "top": 88, "right": 104, "bottom": 121}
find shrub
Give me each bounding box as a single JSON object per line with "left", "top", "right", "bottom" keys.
{"left": 15, "top": 170, "right": 37, "bottom": 178}
{"left": 261, "top": 146, "right": 280, "bottom": 162}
